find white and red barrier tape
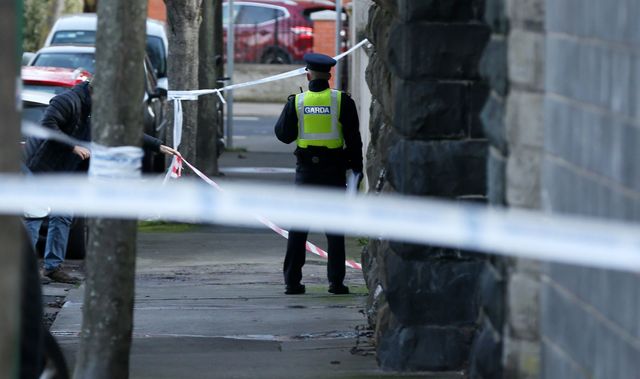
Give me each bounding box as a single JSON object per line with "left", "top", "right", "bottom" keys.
{"left": 3, "top": 172, "right": 640, "bottom": 273}
{"left": 161, "top": 40, "right": 373, "bottom": 270}
{"left": 14, "top": 36, "right": 640, "bottom": 273}
{"left": 174, "top": 154, "right": 362, "bottom": 270}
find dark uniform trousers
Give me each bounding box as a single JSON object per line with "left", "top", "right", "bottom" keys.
{"left": 284, "top": 165, "right": 346, "bottom": 287}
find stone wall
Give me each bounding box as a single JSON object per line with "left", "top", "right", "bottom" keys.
{"left": 362, "top": 0, "right": 495, "bottom": 373}
{"left": 482, "top": 0, "right": 546, "bottom": 377}
{"left": 359, "top": 0, "right": 640, "bottom": 376}
{"left": 541, "top": 0, "right": 640, "bottom": 376}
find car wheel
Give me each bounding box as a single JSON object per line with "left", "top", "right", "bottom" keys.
{"left": 261, "top": 48, "right": 292, "bottom": 64}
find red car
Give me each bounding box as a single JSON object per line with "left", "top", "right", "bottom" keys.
{"left": 224, "top": 0, "right": 334, "bottom": 64}
{"left": 21, "top": 66, "right": 92, "bottom": 95}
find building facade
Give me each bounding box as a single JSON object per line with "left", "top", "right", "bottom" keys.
{"left": 353, "top": 0, "right": 640, "bottom": 377}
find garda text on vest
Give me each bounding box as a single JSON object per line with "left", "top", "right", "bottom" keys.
{"left": 303, "top": 105, "right": 331, "bottom": 115}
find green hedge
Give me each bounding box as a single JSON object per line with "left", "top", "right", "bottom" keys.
{"left": 23, "top": 0, "right": 83, "bottom": 53}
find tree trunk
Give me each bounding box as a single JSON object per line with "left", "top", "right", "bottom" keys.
{"left": 72, "top": 0, "right": 147, "bottom": 377}
{"left": 196, "top": 0, "right": 223, "bottom": 176}
{"left": 0, "top": 1, "right": 22, "bottom": 377}
{"left": 166, "top": 0, "right": 203, "bottom": 171}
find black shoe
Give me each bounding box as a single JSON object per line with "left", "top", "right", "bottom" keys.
{"left": 285, "top": 284, "right": 306, "bottom": 295}
{"left": 328, "top": 283, "right": 349, "bottom": 295}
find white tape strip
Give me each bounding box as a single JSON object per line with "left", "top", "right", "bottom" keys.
{"left": 180, "top": 156, "right": 361, "bottom": 269}
{"left": 168, "top": 38, "right": 371, "bottom": 101}
{"left": 23, "top": 121, "right": 143, "bottom": 179}
{"left": 1, "top": 174, "right": 640, "bottom": 272}
{"left": 22, "top": 121, "right": 92, "bottom": 150}
{"left": 88, "top": 146, "right": 143, "bottom": 179}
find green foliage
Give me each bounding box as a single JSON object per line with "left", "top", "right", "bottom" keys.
{"left": 22, "top": 0, "right": 84, "bottom": 53}
{"left": 23, "top": 0, "right": 47, "bottom": 52}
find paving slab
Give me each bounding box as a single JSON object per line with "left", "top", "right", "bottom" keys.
{"left": 52, "top": 223, "right": 378, "bottom": 378}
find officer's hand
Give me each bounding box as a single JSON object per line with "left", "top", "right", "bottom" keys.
{"left": 72, "top": 145, "right": 91, "bottom": 160}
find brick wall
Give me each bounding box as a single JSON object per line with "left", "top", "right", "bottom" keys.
{"left": 541, "top": 0, "right": 640, "bottom": 377}
{"left": 312, "top": 20, "right": 336, "bottom": 56}
{"left": 312, "top": 16, "right": 338, "bottom": 87}
{"left": 148, "top": 0, "right": 166, "bottom": 22}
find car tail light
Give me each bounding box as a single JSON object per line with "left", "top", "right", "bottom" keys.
{"left": 291, "top": 26, "right": 313, "bottom": 39}
{"left": 72, "top": 68, "right": 93, "bottom": 85}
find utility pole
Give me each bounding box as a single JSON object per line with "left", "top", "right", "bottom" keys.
{"left": 226, "top": 0, "right": 234, "bottom": 149}
{"left": 73, "top": 0, "right": 147, "bottom": 377}
{"left": 0, "top": 0, "right": 22, "bottom": 377}
{"left": 334, "top": 0, "right": 342, "bottom": 89}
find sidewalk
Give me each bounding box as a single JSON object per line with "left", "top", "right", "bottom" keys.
{"left": 49, "top": 149, "right": 389, "bottom": 378}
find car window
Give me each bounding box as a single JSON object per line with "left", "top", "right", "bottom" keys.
{"left": 236, "top": 5, "right": 285, "bottom": 25}
{"left": 222, "top": 4, "right": 240, "bottom": 25}
{"left": 146, "top": 36, "right": 166, "bottom": 78}
{"left": 52, "top": 30, "right": 166, "bottom": 78}
{"left": 51, "top": 30, "right": 97, "bottom": 45}
{"left": 32, "top": 53, "right": 96, "bottom": 74}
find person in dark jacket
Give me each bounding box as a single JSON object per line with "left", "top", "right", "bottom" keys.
{"left": 24, "top": 80, "right": 177, "bottom": 283}
{"left": 274, "top": 53, "right": 363, "bottom": 295}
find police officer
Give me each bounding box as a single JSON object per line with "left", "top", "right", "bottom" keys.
{"left": 274, "top": 53, "right": 363, "bottom": 295}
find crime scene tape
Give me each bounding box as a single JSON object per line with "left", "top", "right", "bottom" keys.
{"left": 160, "top": 39, "right": 371, "bottom": 269}
{"left": 167, "top": 39, "right": 371, "bottom": 101}
{"left": 176, "top": 153, "right": 363, "bottom": 270}
{"left": 15, "top": 37, "right": 640, "bottom": 273}
{"left": 22, "top": 122, "right": 362, "bottom": 269}
{"left": 2, "top": 173, "right": 640, "bottom": 272}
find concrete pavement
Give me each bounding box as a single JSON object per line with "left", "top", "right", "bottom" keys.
{"left": 54, "top": 224, "right": 382, "bottom": 378}
{"left": 49, "top": 109, "right": 401, "bottom": 378}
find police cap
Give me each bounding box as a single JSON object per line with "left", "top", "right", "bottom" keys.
{"left": 303, "top": 53, "right": 336, "bottom": 73}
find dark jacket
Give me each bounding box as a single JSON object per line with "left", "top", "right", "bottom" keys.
{"left": 26, "top": 82, "right": 163, "bottom": 173}
{"left": 274, "top": 79, "right": 363, "bottom": 176}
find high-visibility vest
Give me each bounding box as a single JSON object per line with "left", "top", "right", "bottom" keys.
{"left": 295, "top": 88, "right": 343, "bottom": 149}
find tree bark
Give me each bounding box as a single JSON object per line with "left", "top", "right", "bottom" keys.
{"left": 166, "top": 0, "right": 203, "bottom": 171}
{"left": 196, "top": 0, "right": 223, "bottom": 176}
{"left": 72, "top": 0, "right": 147, "bottom": 377}
{"left": 0, "top": 1, "right": 22, "bottom": 377}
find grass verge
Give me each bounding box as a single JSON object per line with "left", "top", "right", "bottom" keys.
{"left": 138, "top": 221, "right": 195, "bottom": 233}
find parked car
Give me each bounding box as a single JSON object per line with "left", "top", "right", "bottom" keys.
{"left": 21, "top": 51, "right": 35, "bottom": 66}
{"left": 28, "top": 45, "right": 96, "bottom": 74}
{"left": 42, "top": 13, "right": 169, "bottom": 89}
{"left": 223, "top": 0, "right": 334, "bottom": 63}
{"left": 27, "top": 46, "right": 169, "bottom": 173}
{"left": 22, "top": 66, "right": 92, "bottom": 95}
